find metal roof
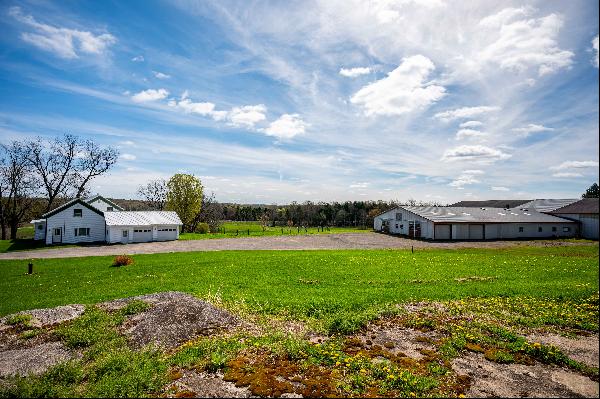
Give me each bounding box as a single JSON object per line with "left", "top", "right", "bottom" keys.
{"left": 30, "top": 219, "right": 45, "bottom": 224}
{"left": 400, "top": 206, "right": 576, "bottom": 224}
{"left": 550, "top": 198, "right": 599, "bottom": 214}
{"left": 519, "top": 199, "right": 579, "bottom": 213}
{"left": 449, "top": 200, "right": 532, "bottom": 208}
{"left": 104, "top": 211, "right": 182, "bottom": 226}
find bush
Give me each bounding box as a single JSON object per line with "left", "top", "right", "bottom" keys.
{"left": 195, "top": 223, "right": 209, "bottom": 234}
{"left": 112, "top": 255, "right": 134, "bottom": 267}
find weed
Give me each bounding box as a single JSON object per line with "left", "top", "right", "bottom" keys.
{"left": 112, "top": 255, "right": 134, "bottom": 267}
{"left": 6, "top": 313, "right": 32, "bottom": 327}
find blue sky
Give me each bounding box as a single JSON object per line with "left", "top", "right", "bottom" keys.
{"left": 0, "top": 0, "right": 598, "bottom": 204}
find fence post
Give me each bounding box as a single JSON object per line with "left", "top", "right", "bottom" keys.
{"left": 28, "top": 262, "right": 33, "bottom": 275}
{"left": 248, "top": 228, "right": 250, "bottom": 236}
{"left": 236, "top": 229, "right": 239, "bottom": 236}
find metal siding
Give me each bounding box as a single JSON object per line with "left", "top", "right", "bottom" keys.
{"left": 468, "top": 224, "right": 484, "bottom": 239}
{"left": 434, "top": 225, "right": 451, "bottom": 240}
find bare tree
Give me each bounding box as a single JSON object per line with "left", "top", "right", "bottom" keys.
{"left": 27, "top": 134, "right": 118, "bottom": 210}
{"left": 192, "top": 192, "right": 223, "bottom": 233}
{"left": 74, "top": 140, "right": 119, "bottom": 198}
{"left": 137, "top": 179, "right": 168, "bottom": 210}
{"left": 27, "top": 134, "right": 79, "bottom": 212}
{"left": 0, "top": 142, "right": 39, "bottom": 239}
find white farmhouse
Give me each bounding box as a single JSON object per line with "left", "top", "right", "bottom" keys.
{"left": 374, "top": 206, "right": 578, "bottom": 240}
{"left": 31, "top": 195, "right": 182, "bottom": 245}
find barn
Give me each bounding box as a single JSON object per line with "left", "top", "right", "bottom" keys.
{"left": 31, "top": 196, "right": 182, "bottom": 245}
{"left": 548, "top": 198, "right": 599, "bottom": 240}
{"left": 374, "top": 206, "right": 578, "bottom": 240}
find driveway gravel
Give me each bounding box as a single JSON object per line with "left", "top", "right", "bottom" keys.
{"left": 0, "top": 233, "right": 595, "bottom": 260}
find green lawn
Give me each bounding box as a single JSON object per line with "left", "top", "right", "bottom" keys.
{"left": 1, "top": 246, "right": 597, "bottom": 323}
{"left": 180, "top": 221, "right": 370, "bottom": 240}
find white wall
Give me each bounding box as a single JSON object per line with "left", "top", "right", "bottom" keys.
{"left": 107, "top": 224, "right": 180, "bottom": 244}
{"left": 88, "top": 198, "right": 117, "bottom": 212}
{"left": 46, "top": 204, "right": 106, "bottom": 244}
{"left": 33, "top": 221, "right": 46, "bottom": 240}
{"left": 376, "top": 208, "right": 434, "bottom": 239}
{"left": 553, "top": 214, "right": 599, "bottom": 240}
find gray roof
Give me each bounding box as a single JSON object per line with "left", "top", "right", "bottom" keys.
{"left": 550, "top": 198, "right": 599, "bottom": 214}
{"left": 400, "top": 206, "right": 577, "bottom": 224}
{"left": 104, "top": 211, "right": 182, "bottom": 226}
{"left": 449, "top": 200, "right": 532, "bottom": 208}
{"left": 519, "top": 199, "right": 580, "bottom": 213}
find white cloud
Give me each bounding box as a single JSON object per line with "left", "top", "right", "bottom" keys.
{"left": 131, "top": 88, "right": 169, "bottom": 103}
{"left": 593, "top": 35, "right": 599, "bottom": 68}
{"left": 131, "top": 55, "right": 144, "bottom": 62}
{"left": 153, "top": 71, "right": 171, "bottom": 79}
{"left": 119, "top": 140, "right": 135, "bottom": 146}
{"left": 456, "top": 129, "right": 487, "bottom": 140}
{"left": 552, "top": 172, "right": 583, "bottom": 178}
{"left": 549, "top": 160, "right": 599, "bottom": 170}
{"left": 120, "top": 153, "right": 136, "bottom": 161}
{"left": 491, "top": 186, "right": 510, "bottom": 191}
{"left": 349, "top": 182, "right": 369, "bottom": 188}
{"left": 442, "top": 145, "right": 511, "bottom": 163}
{"left": 478, "top": 9, "right": 573, "bottom": 76}
{"left": 350, "top": 55, "right": 445, "bottom": 116}
{"left": 512, "top": 123, "right": 554, "bottom": 136}
{"left": 264, "top": 114, "right": 307, "bottom": 139}
{"left": 173, "top": 98, "right": 216, "bottom": 116}
{"left": 434, "top": 106, "right": 500, "bottom": 122}
{"left": 9, "top": 6, "right": 116, "bottom": 59}
{"left": 339, "top": 67, "right": 372, "bottom": 77}
{"left": 228, "top": 105, "right": 267, "bottom": 127}
{"left": 459, "top": 120, "right": 483, "bottom": 129}
{"left": 449, "top": 170, "right": 484, "bottom": 188}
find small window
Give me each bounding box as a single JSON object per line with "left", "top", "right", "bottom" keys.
{"left": 75, "top": 228, "right": 90, "bottom": 236}
{"left": 552, "top": 226, "right": 557, "bottom": 232}
{"left": 395, "top": 224, "right": 399, "bottom": 228}
{"left": 538, "top": 226, "right": 542, "bottom": 232}
{"left": 395, "top": 213, "right": 402, "bottom": 221}
{"left": 518, "top": 226, "right": 524, "bottom": 233}
{"left": 37, "top": 224, "right": 44, "bottom": 230}
{"left": 107, "top": 206, "right": 113, "bottom": 211}
{"left": 563, "top": 227, "right": 571, "bottom": 233}
{"left": 122, "top": 230, "right": 128, "bottom": 237}
{"left": 399, "top": 224, "right": 403, "bottom": 230}
{"left": 73, "top": 209, "right": 82, "bottom": 217}
{"left": 54, "top": 228, "right": 61, "bottom": 235}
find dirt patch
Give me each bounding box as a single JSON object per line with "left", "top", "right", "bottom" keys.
{"left": 351, "top": 325, "right": 440, "bottom": 360}
{"left": 115, "top": 292, "right": 240, "bottom": 350}
{"left": 0, "top": 342, "right": 75, "bottom": 378}
{"left": 166, "top": 369, "right": 254, "bottom": 398}
{"left": 453, "top": 352, "right": 599, "bottom": 398}
{"left": 527, "top": 332, "right": 599, "bottom": 368}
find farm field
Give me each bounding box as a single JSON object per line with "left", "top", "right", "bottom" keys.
{"left": 0, "top": 245, "right": 598, "bottom": 397}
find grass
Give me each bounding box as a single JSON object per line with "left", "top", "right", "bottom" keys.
{"left": 0, "top": 245, "right": 598, "bottom": 398}
{"left": 180, "top": 221, "right": 371, "bottom": 240}
{"left": 1, "top": 246, "right": 597, "bottom": 327}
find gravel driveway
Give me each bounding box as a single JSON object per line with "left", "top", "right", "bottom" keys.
{"left": 0, "top": 233, "right": 595, "bottom": 260}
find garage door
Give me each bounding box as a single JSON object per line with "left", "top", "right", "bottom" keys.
{"left": 468, "top": 224, "right": 484, "bottom": 240}
{"left": 133, "top": 228, "right": 153, "bottom": 243}
{"left": 157, "top": 227, "right": 177, "bottom": 241}
{"left": 434, "top": 225, "right": 451, "bottom": 240}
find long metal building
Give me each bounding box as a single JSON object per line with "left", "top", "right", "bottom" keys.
{"left": 374, "top": 206, "right": 578, "bottom": 240}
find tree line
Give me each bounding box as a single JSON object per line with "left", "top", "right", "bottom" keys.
{"left": 0, "top": 135, "right": 118, "bottom": 239}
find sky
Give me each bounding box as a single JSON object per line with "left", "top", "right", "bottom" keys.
{"left": 0, "top": 0, "right": 598, "bottom": 204}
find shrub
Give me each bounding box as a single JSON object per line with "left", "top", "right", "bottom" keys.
{"left": 112, "top": 255, "right": 134, "bottom": 267}
{"left": 195, "top": 223, "right": 209, "bottom": 234}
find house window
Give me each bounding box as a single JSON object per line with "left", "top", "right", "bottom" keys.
{"left": 107, "top": 206, "right": 113, "bottom": 211}
{"left": 552, "top": 227, "right": 557, "bottom": 232}
{"left": 518, "top": 226, "right": 524, "bottom": 233}
{"left": 37, "top": 225, "right": 44, "bottom": 230}
{"left": 399, "top": 224, "right": 403, "bottom": 230}
{"left": 122, "top": 230, "right": 128, "bottom": 238}
{"left": 73, "top": 209, "right": 82, "bottom": 217}
{"left": 54, "top": 228, "right": 61, "bottom": 236}
{"left": 538, "top": 226, "right": 542, "bottom": 232}
{"left": 395, "top": 213, "right": 402, "bottom": 221}
{"left": 74, "top": 228, "right": 90, "bottom": 236}
{"left": 563, "top": 227, "right": 571, "bottom": 233}
{"left": 395, "top": 224, "right": 399, "bottom": 228}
